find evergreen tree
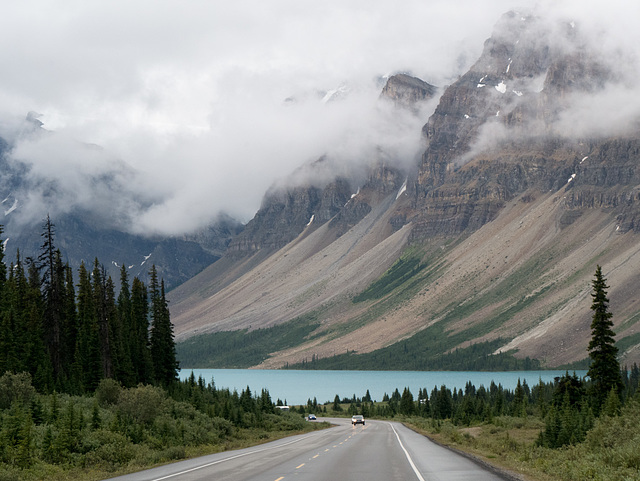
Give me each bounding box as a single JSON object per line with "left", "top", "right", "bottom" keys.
{"left": 149, "top": 266, "right": 178, "bottom": 386}
{"left": 629, "top": 363, "right": 640, "bottom": 397}
{"left": 0, "top": 226, "right": 10, "bottom": 378}
{"left": 2, "top": 256, "right": 26, "bottom": 375}
{"left": 76, "top": 263, "right": 101, "bottom": 391}
{"left": 131, "top": 276, "right": 153, "bottom": 384}
{"left": 38, "top": 216, "right": 64, "bottom": 381}
{"left": 399, "top": 387, "right": 415, "bottom": 415}
{"left": 92, "top": 260, "right": 113, "bottom": 380}
{"left": 512, "top": 378, "right": 526, "bottom": 417}
{"left": 60, "top": 264, "right": 78, "bottom": 391}
{"left": 25, "top": 258, "right": 53, "bottom": 391}
{"left": 587, "top": 265, "right": 622, "bottom": 412}
{"left": 104, "top": 274, "right": 123, "bottom": 380}
{"left": 0, "top": 226, "right": 6, "bottom": 300}
{"left": 115, "top": 264, "right": 135, "bottom": 387}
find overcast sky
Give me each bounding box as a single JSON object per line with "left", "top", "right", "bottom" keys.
{"left": 0, "top": 0, "right": 638, "bottom": 235}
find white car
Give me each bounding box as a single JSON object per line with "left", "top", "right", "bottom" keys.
{"left": 351, "top": 415, "right": 365, "bottom": 425}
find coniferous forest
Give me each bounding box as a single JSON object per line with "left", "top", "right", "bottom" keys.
{"left": 0, "top": 219, "right": 322, "bottom": 480}
{"left": 0, "top": 217, "right": 178, "bottom": 393}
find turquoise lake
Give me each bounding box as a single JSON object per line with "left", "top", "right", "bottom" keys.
{"left": 179, "top": 369, "right": 587, "bottom": 405}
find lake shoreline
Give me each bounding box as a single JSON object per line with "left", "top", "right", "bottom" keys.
{"left": 179, "top": 369, "right": 588, "bottom": 405}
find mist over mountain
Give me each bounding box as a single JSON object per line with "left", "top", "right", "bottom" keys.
{"left": 0, "top": 116, "right": 243, "bottom": 288}
{"left": 170, "top": 8, "right": 640, "bottom": 369}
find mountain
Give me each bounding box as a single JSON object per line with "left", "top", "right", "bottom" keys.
{"left": 170, "top": 11, "right": 640, "bottom": 369}
{"left": 0, "top": 117, "right": 243, "bottom": 290}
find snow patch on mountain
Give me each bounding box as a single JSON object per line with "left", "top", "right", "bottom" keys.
{"left": 396, "top": 179, "right": 407, "bottom": 200}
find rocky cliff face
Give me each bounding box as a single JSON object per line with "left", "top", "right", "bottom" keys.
{"left": 170, "top": 11, "right": 640, "bottom": 368}
{"left": 227, "top": 72, "right": 432, "bottom": 257}
{"left": 226, "top": 177, "right": 354, "bottom": 255}
{"left": 379, "top": 73, "right": 436, "bottom": 111}
{"left": 406, "top": 11, "right": 632, "bottom": 240}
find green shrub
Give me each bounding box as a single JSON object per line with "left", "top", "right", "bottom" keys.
{"left": 160, "top": 445, "right": 186, "bottom": 461}
{"left": 117, "top": 385, "right": 165, "bottom": 425}
{"left": 95, "top": 378, "right": 122, "bottom": 407}
{"left": 0, "top": 372, "right": 36, "bottom": 409}
{"left": 0, "top": 467, "right": 24, "bottom": 481}
{"left": 264, "top": 412, "right": 305, "bottom": 431}
{"left": 83, "top": 430, "right": 137, "bottom": 472}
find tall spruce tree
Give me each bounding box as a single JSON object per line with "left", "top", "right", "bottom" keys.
{"left": 0, "top": 226, "right": 6, "bottom": 299}
{"left": 587, "top": 265, "right": 622, "bottom": 412}
{"left": 26, "top": 257, "right": 53, "bottom": 391}
{"left": 76, "top": 262, "right": 102, "bottom": 391}
{"left": 131, "top": 276, "right": 153, "bottom": 384}
{"left": 0, "top": 226, "right": 8, "bottom": 374}
{"left": 115, "top": 264, "right": 136, "bottom": 387}
{"left": 60, "top": 264, "right": 78, "bottom": 391}
{"left": 149, "top": 266, "right": 178, "bottom": 386}
{"left": 38, "top": 216, "right": 64, "bottom": 382}
{"left": 91, "top": 260, "right": 113, "bottom": 380}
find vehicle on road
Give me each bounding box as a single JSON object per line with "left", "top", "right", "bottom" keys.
{"left": 351, "top": 415, "right": 365, "bottom": 425}
{"left": 307, "top": 414, "right": 317, "bottom": 420}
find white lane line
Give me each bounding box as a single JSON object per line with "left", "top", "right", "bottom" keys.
{"left": 389, "top": 423, "right": 426, "bottom": 481}
{"left": 149, "top": 433, "right": 317, "bottom": 481}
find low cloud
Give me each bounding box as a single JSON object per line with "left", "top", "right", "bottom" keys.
{"left": 1, "top": 0, "right": 637, "bottom": 235}
{"left": 453, "top": 0, "right": 640, "bottom": 165}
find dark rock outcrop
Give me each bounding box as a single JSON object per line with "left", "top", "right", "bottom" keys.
{"left": 227, "top": 179, "right": 353, "bottom": 255}
{"left": 329, "top": 162, "right": 405, "bottom": 236}
{"left": 405, "top": 11, "right": 633, "bottom": 240}
{"left": 380, "top": 73, "right": 437, "bottom": 111}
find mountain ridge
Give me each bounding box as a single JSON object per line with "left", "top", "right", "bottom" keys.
{"left": 170, "top": 11, "right": 640, "bottom": 368}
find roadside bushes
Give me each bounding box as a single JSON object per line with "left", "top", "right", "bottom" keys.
{"left": 582, "top": 396, "right": 640, "bottom": 472}
{"left": 0, "top": 371, "right": 318, "bottom": 480}
{"left": 528, "top": 396, "right": 640, "bottom": 481}
{"left": 117, "top": 384, "right": 165, "bottom": 426}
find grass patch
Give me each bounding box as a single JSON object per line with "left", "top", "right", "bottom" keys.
{"left": 616, "top": 332, "right": 640, "bottom": 356}
{"left": 353, "top": 256, "right": 427, "bottom": 303}
{"left": 556, "top": 358, "right": 590, "bottom": 371}
{"left": 177, "top": 314, "right": 321, "bottom": 368}
{"left": 286, "top": 330, "right": 539, "bottom": 371}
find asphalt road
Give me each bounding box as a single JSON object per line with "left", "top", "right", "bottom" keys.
{"left": 104, "top": 417, "right": 509, "bottom": 481}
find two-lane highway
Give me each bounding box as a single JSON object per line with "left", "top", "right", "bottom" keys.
{"left": 105, "top": 418, "right": 508, "bottom": 481}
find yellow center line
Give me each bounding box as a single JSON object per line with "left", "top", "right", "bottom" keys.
{"left": 296, "top": 463, "right": 305, "bottom": 469}
{"left": 313, "top": 454, "right": 320, "bottom": 459}
{"left": 325, "top": 448, "right": 330, "bottom": 452}
{"left": 275, "top": 478, "right": 284, "bottom": 481}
